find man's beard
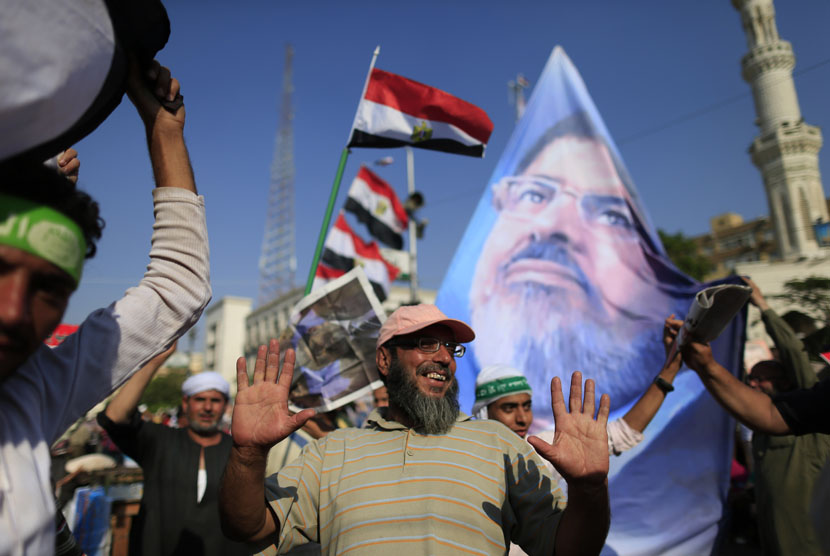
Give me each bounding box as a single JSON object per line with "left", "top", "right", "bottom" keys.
{"left": 189, "top": 417, "right": 221, "bottom": 436}
{"left": 386, "top": 356, "right": 460, "bottom": 435}
{"left": 471, "top": 281, "right": 662, "bottom": 421}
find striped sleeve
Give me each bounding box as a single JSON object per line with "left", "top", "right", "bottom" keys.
{"left": 264, "top": 438, "right": 325, "bottom": 553}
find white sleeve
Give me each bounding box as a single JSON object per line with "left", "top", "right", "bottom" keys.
{"left": 15, "top": 187, "right": 211, "bottom": 443}
{"left": 607, "top": 418, "right": 644, "bottom": 455}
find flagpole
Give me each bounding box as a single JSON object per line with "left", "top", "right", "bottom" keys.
{"left": 304, "top": 46, "right": 382, "bottom": 295}
{"left": 406, "top": 146, "right": 419, "bottom": 303}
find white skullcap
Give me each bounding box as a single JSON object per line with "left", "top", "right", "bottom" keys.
{"left": 471, "top": 364, "right": 532, "bottom": 419}
{"left": 182, "top": 371, "right": 230, "bottom": 399}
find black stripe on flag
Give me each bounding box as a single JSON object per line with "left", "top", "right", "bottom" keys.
{"left": 348, "top": 130, "right": 485, "bottom": 158}
{"left": 319, "top": 249, "right": 388, "bottom": 302}
{"left": 320, "top": 249, "right": 353, "bottom": 272}
{"left": 344, "top": 198, "right": 404, "bottom": 249}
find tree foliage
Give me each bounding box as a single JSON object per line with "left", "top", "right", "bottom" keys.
{"left": 141, "top": 367, "right": 188, "bottom": 413}
{"left": 657, "top": 229, "right": 714, "bottom": 282}
{"left": 772, "top": 276, "right": 830, "bottom": 323}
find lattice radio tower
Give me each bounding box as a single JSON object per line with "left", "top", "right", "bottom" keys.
{"left": 257, "top": 44, "right": 297, "bottom": 305}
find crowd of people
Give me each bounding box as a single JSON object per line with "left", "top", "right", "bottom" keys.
{"left": 2, "top": 24, "right": 829, "bottom": 556}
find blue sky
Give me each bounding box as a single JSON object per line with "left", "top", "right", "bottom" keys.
{"left": 67, "top": 1, "right": 830, "bottom": 346}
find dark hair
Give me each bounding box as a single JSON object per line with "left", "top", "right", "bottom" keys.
{"left": 0, "top": 161, "right": 105, "bottom": 258}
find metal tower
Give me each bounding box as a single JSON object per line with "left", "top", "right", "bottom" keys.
{"left": 258, "top": 44, "right": 297, "bottom": 305}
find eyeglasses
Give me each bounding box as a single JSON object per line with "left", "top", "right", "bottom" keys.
{"left": 387, "top": 337, "right": 466, "bottom": 358}
{"left": 491, "top": 174, "right": 639, "bottom": 242}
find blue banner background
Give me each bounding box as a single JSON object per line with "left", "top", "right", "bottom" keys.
{"left": 436, "top": 47, "right": 745, "bottom": 554}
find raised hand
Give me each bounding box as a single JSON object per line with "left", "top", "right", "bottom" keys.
{"left": 528, "top": 372, "right": 610, "bottom": 486}
{"left": 231, "top": 339, "right": 315, "bottom": 451}
{"left": 57, "top": 148, "right": 80, "bottom": 184}
{"left": 126, "top": 59, "right": 185, "bottom": 133}
{"left": 663, "top": 314, "right": 683, "bottom": 371}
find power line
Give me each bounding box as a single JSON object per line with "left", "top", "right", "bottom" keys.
{"left": 429, "top": 56, "right": 830, "bottom": 208}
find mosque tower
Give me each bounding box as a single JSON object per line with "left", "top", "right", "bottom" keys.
{"left": 733, "top": 0, "right": 827, "bottom": 258}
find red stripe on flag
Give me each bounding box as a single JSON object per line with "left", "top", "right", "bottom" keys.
{"left": 357, "top": 166, "right": 409, "bottom": 227}
{"left": 333, "top": 214, "right": 385, "bottom": 260}
{"left": 332, "top": 213, "right": 400, "bottom": 282}
{"left": 315, "top": 264, "right": 346, "bottom": 280}
{"left": 364, "top": 69, "right": 493, "bottom": 144}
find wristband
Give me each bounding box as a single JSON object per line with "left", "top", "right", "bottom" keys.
{"left": 653, "top": 376, "right": 675, "bottom": 394}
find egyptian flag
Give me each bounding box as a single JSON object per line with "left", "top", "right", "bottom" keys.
{"left": 348, "top": 68, "right": 494, "bottom": 158}
{"left": 344, "top": 167, "right": 408, "bottom": 249}
{"left": 314, "top": 214, "right": 400, "bottom": 301}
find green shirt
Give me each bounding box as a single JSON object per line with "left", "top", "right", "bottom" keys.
{"left": 752, "top": 309, "right": 830, "bottom": 556}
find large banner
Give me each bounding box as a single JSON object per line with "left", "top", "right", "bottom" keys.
{"left": 436, "top": 47, "right": 745, "bottom": 555}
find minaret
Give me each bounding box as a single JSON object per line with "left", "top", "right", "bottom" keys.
{"left": 733, "top": 0, "right": 827, "bottom": 258}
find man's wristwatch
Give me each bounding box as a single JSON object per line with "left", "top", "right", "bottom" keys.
{"left": 653, "top": 376, "right": 675, "bottom": 394}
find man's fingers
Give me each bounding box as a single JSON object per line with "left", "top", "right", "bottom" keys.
{"left": 550, "top": 376, "right": 566, "bottom": 417}
{"left": 569, "top": 371, "right": 583, "bottom": 413}
{"left": 597, "top": 393, "right": 611, "bottom": 425}
{"left": 290, "top": 408, "right": 317, "bottom": 431}
{"left": 583, "top": 378, "right": 596, "bottom": 416}
{"left": 527, "top": 435, "right": 554, "bottom": 460}
{"left": 153, "top": 65, "right": 172, "bottom": 100}
{"left": 278, "top": 348, "right": 296, "bottom": 390}
{"left": 264, "top": 339, "right": 280, "bottom": 383}
{"left": 252, "top": 344, "right": 267, "bottom": 385}
{"left": 236, "top": 356, "right": 249, "bottom": 392}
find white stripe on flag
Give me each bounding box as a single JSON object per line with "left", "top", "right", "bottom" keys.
{"left": 350, "top": 175, "right": 405, "bottom": 234}
{"left": 326, "top": 227, "right": 392, "bottom": 290}
{"left": 353, "top": 99, "right": 482, "bottom": 147}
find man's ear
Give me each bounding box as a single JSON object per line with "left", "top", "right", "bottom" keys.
{"left": 376, "top": 346, "right": 391, "bottom": 378}
{"left": 181, "top": 396, "right": 188, "bottom": 413}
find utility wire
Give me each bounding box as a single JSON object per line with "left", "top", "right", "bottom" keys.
{"left": 429, "top": 56, "right": 830, "bottom": 208}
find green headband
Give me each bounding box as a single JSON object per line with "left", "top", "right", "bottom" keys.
{"left": 0, "top": 193, "right": 86, "bottom": 285}
{"left": 475, "top": 376, "right": 532, "bottom": 401}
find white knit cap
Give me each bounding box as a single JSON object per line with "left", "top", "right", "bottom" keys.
{"left": 182, "top": 371, "right": 230, "bottom": 399}
{"left": 471, "top": 364, "right": 532, "bottom": 419}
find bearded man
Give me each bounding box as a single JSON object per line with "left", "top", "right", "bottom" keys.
{"left": 219, "top": 304, "right": 612, "bottom": 556}
{"left": 469, "top": 111, "right": 675, "bottom": 416}
{"left": 97, "top": 346, "right": 248, "bottom": 556}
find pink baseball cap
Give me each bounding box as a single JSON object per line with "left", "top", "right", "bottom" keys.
{"left": 377, "top": 304, "right": 475, "bottom": 348}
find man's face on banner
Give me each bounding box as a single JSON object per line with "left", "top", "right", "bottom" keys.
{"left": 470, "top": 135, "right": 669, "bottom": 409}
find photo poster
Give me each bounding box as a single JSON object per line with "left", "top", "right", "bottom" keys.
{"left": 436, "top": 46, "right": 747, "bottom": 555}
{"left": 286, "top": 267, "right": 386, "bottom": 413}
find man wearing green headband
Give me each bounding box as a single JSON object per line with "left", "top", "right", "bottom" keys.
{"left": 0, "top": 60, "right": 212, "bottom": 556}
{"left": 473, "top": 317, "right": 684, "bottom": 468}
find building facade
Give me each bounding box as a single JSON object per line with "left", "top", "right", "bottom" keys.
{"left": 204, "top": 296, "right": 253, "bottom": 396}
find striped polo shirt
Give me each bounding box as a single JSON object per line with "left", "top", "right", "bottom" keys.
{"left": 263, "top": 409, "right": 565, "bottom": 555}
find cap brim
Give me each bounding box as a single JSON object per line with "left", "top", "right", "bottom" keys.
{"left": 393, "top": 317, "right": 475, "bottom": 343}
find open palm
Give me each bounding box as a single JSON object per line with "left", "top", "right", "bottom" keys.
{"left": 231, "top": 340, "right": 315, "bottom": 449}
{"left": 528, "top": 372, "right": 610, "bottom": 484}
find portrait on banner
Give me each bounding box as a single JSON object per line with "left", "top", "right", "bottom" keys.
{"left": 468, "top": 111, "right": 676, "bottom": 416}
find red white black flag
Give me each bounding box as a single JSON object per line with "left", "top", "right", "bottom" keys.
{"left": 344, "top": 166, "right": 408, "bottom": 249}
{"left": 313, "top": 213, "right": 400, "bottom": 301}
{"left": 348, "top": 68, "right": 494, "bottom": 158}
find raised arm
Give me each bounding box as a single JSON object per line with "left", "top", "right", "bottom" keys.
{"left": 528, "top": 372, "right": 611, "bottom": 556}
{"left": 127, "top": 60, "right": 195, "bottom": 193}
{"left": 104, "top": 342, "right": 176, "bottom": 424}
{"left": 621, "top": 315, "right": 684, "bottom": 433}
{"left": 674, "top": 319, "right": 791, "bottom": 435}
{"left": 219, "top": 340, "right": 315, "bottom": 543}
{"left": 743, "top": 277, "right": 817, "bottom": 389}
